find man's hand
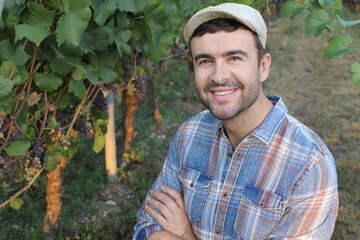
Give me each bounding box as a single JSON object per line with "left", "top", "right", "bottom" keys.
{"left": 145, "top": 186, "right": 197, "bottom": 240}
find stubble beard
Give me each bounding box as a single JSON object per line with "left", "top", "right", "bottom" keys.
{"left": 196, "top": 76, "right": 261, "bottom": 121}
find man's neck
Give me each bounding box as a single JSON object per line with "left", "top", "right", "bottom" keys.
{"left": 223, "top": 94, "right": 274, "bottom": 150}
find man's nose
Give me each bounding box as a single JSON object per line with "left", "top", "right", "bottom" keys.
{"left": 211, "top": 61, "right": 231, "bottom": 85}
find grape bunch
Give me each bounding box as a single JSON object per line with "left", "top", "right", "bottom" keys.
{"left": 30, "top": 142, "right": 46, "bottom": 160}
{"left": 93, "top": 91, "right": 107, "bottom": 112}
{"left": 134, "top": 75, "right": 148, "bottom": 100}
{"left": 1, "top": 117, "right": 20, "bottom": 141}
{"left": 73, "top": 115, "right": 94, "bottom": 138}
{"left": 24, "top": 157, "right": 42, "bottom": 182}
{"left": 48, "top": 128, "right": 70, "bottom": 150}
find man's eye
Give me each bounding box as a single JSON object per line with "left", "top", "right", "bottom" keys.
{"left": 198, "top": 59, "right": 212, "bottom": 65}
{"left": 229, "top": 56, "right": 241, "bottom": 61}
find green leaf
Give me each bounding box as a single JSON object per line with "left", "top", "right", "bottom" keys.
{"left": 66, "top": 0, "right": 91, "bottom": 11}
{"left": 10, "top": 198, "right": 24, "bottom": 210}
{"left": 304, "top": 9, "right": 332, "bottom": 37}
{"left": 350, "top": 62, "right": 360, "bottom": 86}
{"left": 318, "top": 0, "right": 335, "bottom": 7}
{"left": 34, "top": 73, "right": 63, "bottom": 92}
{"left": 91, "top": 0, "right": 117, "bottom": 25}
{"left": 56, "top": 8, "right": 91, "bottom": 46}
{"left": 93, "top": 119, "right": 107, "bottom": 153}
{"left": 72, "top": 66, "right": 85, "bottom": 80}
{"left": 323, "top": 34, "right": 354, "bottom": 59}
{"left": 149, "top": 32, "right": 174, "bottom": 62}
{"left": 5, "top": 140, "right": 31, "bottom": 156}
{"left": 0, "top": 39, "right": 13, "bottom": 61}
{"left": 14, "top": 46, "right": 30, "bottom": 67}
{"left": 115, "top": 0, "right": 147, "bottom": 13}
{"left": 69, "top": 79, "right": 86, "bottom": 99}
{"left": 0, "top": 61, "right": 15, "bottom": 77}
{"left": 85, "top": 65, "right": 100, "bottom": 85}
{"left": 43, "top": 149, "right": 62, "bottom": 171}
{"left": 27, "top": 2, "right": 55, "bottom": 27}
{"left": 114, "top": 30, "right": 132, "bottom": 56}
{"left": 99, "top": 67, "right": 117, "bottom": 83}
{"left": 15, "top": 24, "right": 50, "bottom": 46}
{"left": 0, "top": 77, "right": 15, "bottom": 97}
{"left": 0, "top": 93, "right": 16, "bottom": 113}
{"left": 336, "top": 15, "right": 360, "bottom": 28}
{"left": 330, "top": 0, "right": 342, "bottom": 15}
{"left": 281, "top": 1, "right": 307, "bottom": 19}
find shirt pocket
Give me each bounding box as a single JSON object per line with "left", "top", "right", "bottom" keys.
{"left": 234, "top": 184, "right": 283, "bottom": 240}
{"left": 179, "top": 167, "right": 213, "bottom": 222}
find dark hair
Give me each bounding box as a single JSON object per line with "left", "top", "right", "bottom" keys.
{"left": 190, "top": 18, "right": 266, "bottom": 66}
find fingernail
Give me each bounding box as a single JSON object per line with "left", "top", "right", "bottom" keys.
{"left": 160, "top": 186, "right": 165, "bottom": 190}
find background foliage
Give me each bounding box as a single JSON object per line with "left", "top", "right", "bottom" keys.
{"left": 0, "top": 0, "right": 359, "bottom": 239}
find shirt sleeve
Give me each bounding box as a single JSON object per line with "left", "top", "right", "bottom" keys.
{"left": 133, "top": 136, "right": 182, "bottom": 240}
{"left": 267, "top": 153, "right": 339, "bottom": 239}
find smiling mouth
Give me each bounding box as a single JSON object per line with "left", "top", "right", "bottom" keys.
{"left": 212, "top": 89, "right": 237, "bottom": 96}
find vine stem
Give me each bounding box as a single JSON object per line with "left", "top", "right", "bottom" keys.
{"left": 38, "top": 92, "right": 48, "bottom": 138}
{"left": 0, "top": 168, "right": 44, "bottom": 209}
{"left": 65, "top": 86, "right": 93, "bottom": 137}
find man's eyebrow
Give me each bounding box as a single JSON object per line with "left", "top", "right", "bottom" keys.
{"left": 223, "top": 49, "right": 248, "bottom": 57}
{"left": 194, "top": 53, "right": 212, "bottom": 62}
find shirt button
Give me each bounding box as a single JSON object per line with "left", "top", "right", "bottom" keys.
{"left": 227, "top": 152, "right": 232, "bottom": 157}
{"left": 190, "top": 182, "right": 194, "bottom": 188}
{"left": 215, "top": 229, "right": 221, "bottom": 235}
{"left": 259, "top": 201, "right": 265, "bottom": 207}
{"left": 222, "top": 192, "right": 228, "bottom": 197}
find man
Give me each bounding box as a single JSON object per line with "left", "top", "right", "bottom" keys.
{"left": 133, "top": 3, "right": 338, "bottom": 240}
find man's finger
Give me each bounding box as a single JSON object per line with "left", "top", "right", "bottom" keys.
{"left": 150, "top": 190, "right": 180, "bottom": 214}
{"left": 160, "top": 186, "right": 185, "bottom": 209}
{"left": 145, "top": 205, "right": 169, "bottom": 229}
{"left": 146, "top": 195, "right": 173, "bottom": 219}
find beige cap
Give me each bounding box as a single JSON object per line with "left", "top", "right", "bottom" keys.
{"left": 184, "top": 3, "right": 267, "bottom": 48}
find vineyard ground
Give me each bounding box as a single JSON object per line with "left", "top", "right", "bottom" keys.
{"left": 1, "top": 9, "right": 360, "bottom": 240}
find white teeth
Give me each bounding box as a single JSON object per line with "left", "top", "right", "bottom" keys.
{"left": 213, "top": 90, "right": 235, "bottom": 96}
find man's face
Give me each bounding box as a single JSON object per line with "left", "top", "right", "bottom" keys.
{"left": 190, "top": 29, "right": 268, "bottom": 121}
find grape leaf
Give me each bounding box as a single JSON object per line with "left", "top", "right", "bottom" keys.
{"left": 99, "top": 67, "right": 117, "bottom": 83}
{"left": 281, "top": 1, "right": 308, "bottom": 19}
{"left": 0, "top": 39, "right": 13, "bottom": 61}
{"left": 323, "top": 34, "right": 354, "bottom": 59}
{"left": 27, "top": 92, "right": 42, "bottom": 106}
{"left": 10, "top": 198, "right": 24, "bottom": 210}
{"left": 69, "top": 79, "right": 86, "bottom": 99}
{"left": 43, "top": 150, "right": 62, "bottom": 171}
{"left": 305, "top": 9, "right": 332, "bottom": 37}
{"left": 14, "top": 46, "right": 30, "bottom": 67}
{"left": 115, "top": 0, "right": 147, "bottom": 13}
{"left": 336, "top": 15, "right": 360, "bottom": 28}
{"left": 15, "top": 24, "right": 50, "bottom": 46}
{"left": 27, "top": 2, "right": 55, "bottom": 27}
{"left": 149, "top": 32, "right": 174, "bottom": 62}
{"left": 5, "top": 140, "right": 31, "bottom": 156}
{"left": 0, "top": 60, "right": 15, "bottom": 76}
{"left": 66, "top": 0, "right": 91, "bottom": 11}
{"left": 92, "top": 0, "right": 117, "bottom": 25}
{"left": 34, "top": 73, "right": 63, "bottom": 92}
{"left": 93, "top": 119, "right": 107, "bottom": 153}
{"left": 56, "top": 8, "right": 91, "bottom": 46}
{"left": 318, "top": 0, "right": 336, "bottom": 7}
{"left": 350, "top": 62, "right": 360, "bottom": 86}
{"left": 0, "top": 77, "right": 15, "bottom": 97}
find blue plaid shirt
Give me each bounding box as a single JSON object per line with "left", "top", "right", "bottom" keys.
{"left": 133, "top": 95, "right": 338, "bottom": 240}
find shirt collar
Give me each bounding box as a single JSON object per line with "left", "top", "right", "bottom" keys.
{"left": 214, "top": 94, "right": 287, "bottom": 145}
{"left": 251, "top": 94, "right": 287, "bottom": 145}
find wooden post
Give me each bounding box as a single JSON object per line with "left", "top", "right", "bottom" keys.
{"left": 103, "top": 89, "right": 118, "bottom": 183}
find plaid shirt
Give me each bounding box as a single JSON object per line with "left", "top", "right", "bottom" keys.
{"left": 133, "top": 95, "right": 338, "bottom": 240}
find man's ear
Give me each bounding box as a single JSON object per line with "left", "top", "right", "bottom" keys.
{"left": 259, "top": 53, "right": 271, "bottom": 83}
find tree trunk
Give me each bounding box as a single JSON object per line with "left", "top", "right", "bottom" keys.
{"left": 104, "top": 89, "right": 118, "bottom": 182}
{"left": 43, "top": 157, "right": 68, "bottom": 235}
{"left": 122, "top": 90, "right": 138, "bottom": 167}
